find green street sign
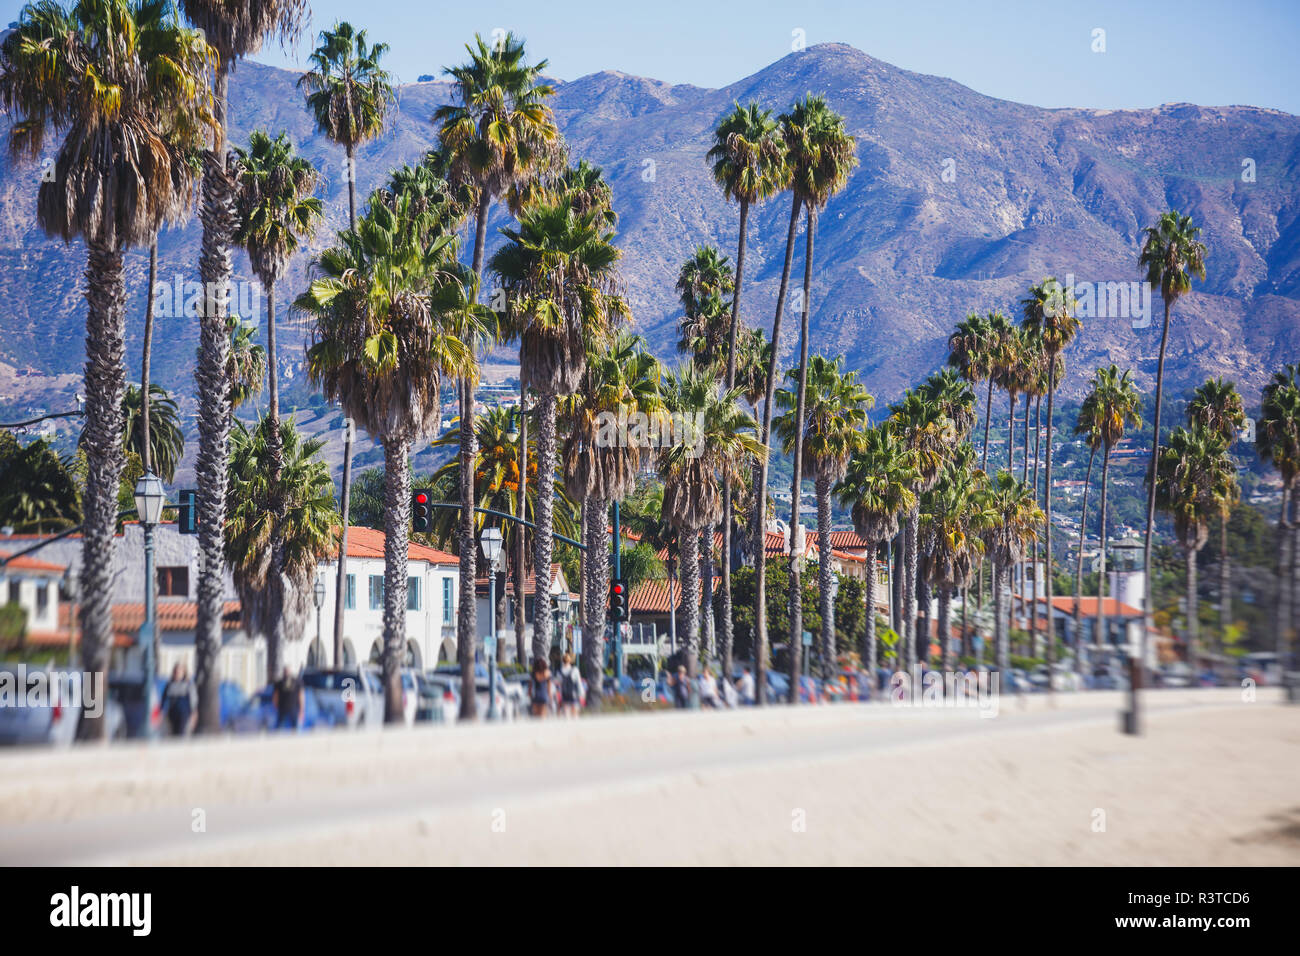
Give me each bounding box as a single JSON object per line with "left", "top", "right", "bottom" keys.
{"left": 802, "top": 630, "right": 813, "bottom": 647}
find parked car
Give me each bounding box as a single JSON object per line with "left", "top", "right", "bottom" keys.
{"left": 227, "top": 685, "right": 334, "bottom": 733}
{"left": 416, "top": 672, "right": 459, "bottom": 723}
{"left": 1088, "top": 665, "right": 1130, "bottom": 691}
{"left": 106, "top": 672, "right": 164, "bottom": 739}
{"left": 0, "top": 665, "right": 126, "bottom": 746}
{"left": 1155, "top": 662, "right": 1193, "bottom": 688}
{"left": 300, "top": 667, "right": 382, "bottom": 729}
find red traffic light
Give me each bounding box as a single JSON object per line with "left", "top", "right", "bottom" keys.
{"left": 613, "top": 583, "right": 624, "bottom": 595}
{"left": 415, "top": 492, "right": 429, "bottom": 505}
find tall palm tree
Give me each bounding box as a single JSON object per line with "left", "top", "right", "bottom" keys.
{"left": 121, "top": 384, "right": 185, "bottom": 483}
{"left": 836, "top": 426, "right": 918, "bottom": 675}
{"left": 179, "top": 0, "right": 306, "bottom": 732}
{"left": 299, "top": 175, "right": 482, "bottom": 723}
{"left": 436, "top": 31, "right": 560, "bottom": 686}
{"left": 982, "top": 471, "right": 1044, "bottom": 674}
{"left": 1021, "top": 277, "right": 1080, "bottom": 674}
{"left": 233, "top": 128, "right": 322, "bottom": 677}
{"left": 948, "top": 313, "right": 994, "bottom": 463}
{"left": 298, "top": 21, "right": 394, "bottom": 229}
{"left": 1136, "top": 211, "right": 1208, "bottom": 717}
{"left": 490, "top": 199, "right": 627, "bottom": 665}
{"left": 562, "top": 332, "right": 661, "bottom": 707}
{"left": 995, "top": 327, "right": 1029, "bottom": 473}
{"left": 1187, "top": 378, "right": 1246, "bottom": 647}
{"left": 676, "top": 247, "right": 734, "bottom": 366}
{"left": 1259, "top": 366, "right": 1300, "bottom": 663}
{"left": 224, "top": 315, "right": 266, "bottom": 409}
{"left": 0, "top": 0, "right": 214, "bottom": 736}
{"left": 705, "top": 103, "right": 784, "bottom": 682}
{"left": 1155, "top": 424, "right": 1237, "bottom": 658}
{"left": 659, "top": 364, "right": 764, "bottom": 697}
{"left": 1079, "top": 366, "right": 1142, "bottom": 658}
{"left": 773, "top": 95, "right": 858, "bottom": 689}
{"left": 225, "top": 415, "right": 338, "bottom": 666}
{"left": 774, "top": 356, "right": 872, "bottom": 682}
{"left": 888, "top": 391, "right": 951, "bottom": 669}
{"left": 923, "top": 446, "right": 991, "bottom": 671}
{"left": 1071, "top": 408, "right": 1101, "bottom": 671}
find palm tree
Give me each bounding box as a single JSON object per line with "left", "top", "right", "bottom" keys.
{"left": 1259, "top": 366, "right": 1300, "bottom": 663}
{"left": 836, "top": 426, "right": 918, "bottom": 675}
{"left": 224, "top": 316, "right": 266, "bottom": 409}
{"left": 1137, "top": 211, "right": 1208, "bottom": 712}
{"left": 1155, "top": 424, "right": 1237, "bottom": 658}
{"left": 436, "top": 32, "right": 559, "bottom": 687}
{"left": 887, "top": 391, "right": 952, "bottom": 669}
{"left": 923, "top": 446, "right": 991, "bottom": 671}
{"left": 982, "top": 471, "right": 1044, "bottom": 674}
{"left": 1071, "top": 408, "right": 1101, "bottom": 671}
{"left": 178, "top": 0, "right": 305, "bottom": 732}
{"left": 705, "top": 103, "right": 784, "bottom": 683}
{"left": 299, "top": 174, "right": 481, "bottom": 723}
{"left": 298, "top": 21, "right": 394, "bottom": 229}
{"left": 659, "top": 364, "right": 764, "bottom": 697}
{"left": 225, "top": 415, "right": 338, "bottom": 671}
{"left": 0, "top": 0, "right": 214, "bottom": 735}
{"left": 121, "top": 384, "right": 185, "bottom": 483}
{"left": 774, "top": 356, "right": 872, "bottom": 682}
{"left": 1187, "top": 378, "right": 1246, "bottom": 647}
{"left": 676, "top": 247, "right": 734, "bottom": 366}
{"left": 948, "top": 313, "right": 994, "bottom": 463}
{"left": 771, "top": 95, "right": 858, "bottom": 690}
{"left": 1021, "top": 277, "right": 1080, "bottom": 673}
{"left": 1079, "top": 366, "right": 1142, "bottom": 659}
{"left": 490, "top": 199, "right": 627, "bottom": 664}
{"left": 995, "top": 328, "right": 1028, "bottom": 473}
{"left": 0, "top": 434, "right": 81, "bottom": 534}
{"left": 562, "top": 331, "right": 661, "bottom": 707}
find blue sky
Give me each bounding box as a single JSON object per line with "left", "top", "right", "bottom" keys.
{"left": 5, "top": 0, "right": 1299, "bottom": 113}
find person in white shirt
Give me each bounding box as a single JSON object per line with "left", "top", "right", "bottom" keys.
{"left": 736, "top": 667, "right": 756, "bottom": 705}
{"left": 698, "top": 668, "right": 720, "bottom": 708}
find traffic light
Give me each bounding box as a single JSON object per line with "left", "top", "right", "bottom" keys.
{"left": 608, "top": 578, "right": 628, "bottom": 623}
{"left": 178, "top": 489, "right": 198, "bottom": 534}
{"left": 412, "top": 490, "right": 432, "bottom": 533}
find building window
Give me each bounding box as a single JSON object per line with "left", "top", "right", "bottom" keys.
{"left": 407, "top": 577, "right": 420, "bottom": 611}
{"left": 7, "top": 581, "right": 18, "bottom": 605}
{"left": 442, "top": 578, "right": 453, "bottom": 624}
{"left": 157, "top": 566, "right": 189, "bottom": 598}
{"left": 369, "top": 575, "right": 384, "bottom": 610}
{"left": 345, "top": 574, "right": 356, "bottom": 610}
{"left": 35, "top": 582, "right": 48, "bottom": 615}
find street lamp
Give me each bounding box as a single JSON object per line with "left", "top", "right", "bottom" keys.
{"left": 133, "top": 471, "right": 165, "bottom": 729}
{"left": 313, "top": 574, "right": 326, "bottom": 665}
{"left": 828, "top": 573, "right": 840, "bottom": 675}
{"left": 506, "top": 406, "right": 521, "bottom": 442}
{"left": 480, "top": 526, "right": 503, "bottom": 720}
{"left": 555, "top": 591, "right": 572, "bottom": 658}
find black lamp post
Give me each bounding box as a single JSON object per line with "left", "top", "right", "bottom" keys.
{"left": 133, "top": 471, "right": 165, "bottom": 726}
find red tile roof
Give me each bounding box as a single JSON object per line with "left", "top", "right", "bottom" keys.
{"left": 0, "top": 550, "right": 67, "bottom": 574}
{"left": 330, "top": 526, "right": 459, "bottom": 565}
{"left": 629, "top": 578, "right": 680, "bottom": 613}
{"left": 39, "top": 600, "right": 242, "bottom": 646}
{"left": 1041, "top": 596, "right": 1143, "bottom": 618}
{"left": 476, "top": 564, "right": 567, "bottom": 597}
{"left": 828, "top": 529, "right": 870, "bottom": 550}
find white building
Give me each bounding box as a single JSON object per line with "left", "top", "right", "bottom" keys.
{"left": 0, "top": 550, "right": 65, "bottom": 640}
{"left": 304, "top": 526, "right": 460, "bottom": 673}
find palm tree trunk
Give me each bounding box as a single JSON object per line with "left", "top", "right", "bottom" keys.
{"left": 786, "top": 206, "right": 817, "bottom": 701}
{"left": 346, "top": 142, "right": 357, "bottom": 230}
{"left": 719, "top": 198, "right": 749, "bottom": 688}
{"left": 904, "top": 507, "right": 919, "bottom": 672}
{"left": 700, "top": 530, "right": 715, "bottom": 664}
{"left": 961, "top": 586, "right": 970, "bottom": 660}
{"left": 515, "top": 381, "right": 528, "bottom": 665}
{"left": 917, "top": 560, "right": 931, "bottom": 666}
{"left": 77, "top": 241, "right": 128, "bottom": 740}
{"left": 816, "top": 473, "right": 835, "bottom": 679}
{"left": 582, "top": 494, "right": 608, "bottom": 709}
{"left": 1139, "top": 300, "right": 1174, "bottom": 722}
{"left": 864, "top": 541, "right": 878, "bottom": 674}
{"left": 1098, "top": 446, "right": 1111, "bottom": 653}
{"left": 1008, "top": 393, "right": 1016, "bottom": 473}
{"left": 1074, "top": 445, "right": 1097, "bottom": 674}
{"left": 381, "top": 435, "right": 411, "bottom": 723}
{"left": 1044, "top": 365, "right": 1057, "bottom": 693}
{"left": 939, "top": 586, "right": 952, "bottom": 672}
{"left": 532, "top": 391, "right": 559, "bottom": 662}
{"left": 494, "top": 567, "right": 508, "bottom": 666}
{"left": 1276, "top": 485, "right": 1291, "bottom": 662}
{"left": 1031, "top": 395, "right": 1042, "bottom": 656}
{"left": 456, "top": 377, "right": 478, "bottom": 720}
{"left": 1218, "top": 511, "right": 1230, "bottom": 655}
{"left": 752, "top": 196, "right": 803, "bottom": 705}
{"left": 333, "top": 419, "right": 354, "bottom": 667}
{"left": 264, "top": 277, "right": 287, "bottom": 683}
{"left": 193, "top": 116, "right": 236, "bottom": 734}
{"left": 141, "top": 241, "right": 157, "bottom": 475}
{"left": 982, "top": 378, "right": 994, "bottom": 470}
{"left": 1186, "top": 543, "right": 1199, "bottom": 656}
{"left": 996, "top": 562, "right": 1009, "bottom": 673}
{"left": 679, "top": 527, "right": 701, "bottom": 698}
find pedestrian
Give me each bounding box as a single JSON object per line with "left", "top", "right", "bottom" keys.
{"left": 558, "top": 652, "right": 582, "bottom": 718}
{"left": 672, "top": 665, "right": 690, "bottom": 709}
{"left": 721, "top": 672, "right": 739, "bottom": 708}
{"left": 736, "top": 666, "right": 755, "bottom": 705}
{"left": 698, "top": 667, "right": 720, "bottom": 708}
{"left": 162, "top": 662, "right": 196, "bottom": 737}
{"left": 272, "top": 666, "right": 304, "bottom": 731}
{"left": 529, "top": 658, "right": 552, "bottom": 718}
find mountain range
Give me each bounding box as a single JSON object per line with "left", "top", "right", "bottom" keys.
{"left": 3, "top": 41, "right": 1300, "bottom": 468}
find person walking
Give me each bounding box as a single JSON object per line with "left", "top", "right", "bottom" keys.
{"left": 529, "top": 658, "right": 552, "bottom": 718}
{"left": 698, "top": 667, "right": 720, "bottom": 708}
{"left": 163, "top": 662, "right": 197, "bottom": 737}
{"left": 272, "top": 666, "right": 304, "bottom": 731}
{"left": 672, "top": 665, "right": 690, "bottom": 709}
{"left": 736, "top": 666, "right": 756, "bottom": 706}
{"left": 558, "top": 653, "right": 582, "bottom": 718}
